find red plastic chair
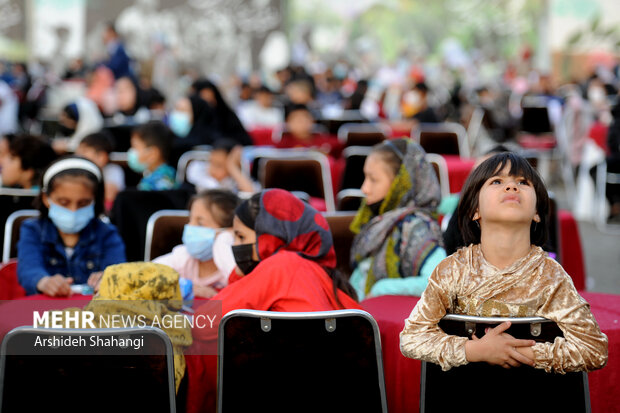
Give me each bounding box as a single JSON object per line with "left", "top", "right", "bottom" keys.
{"left": 0, "top": 260, "right": 25, "bottom": 300}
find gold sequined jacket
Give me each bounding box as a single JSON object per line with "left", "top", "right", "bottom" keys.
{"left": 400, "top": 244, "right": 608, "bottom": 373}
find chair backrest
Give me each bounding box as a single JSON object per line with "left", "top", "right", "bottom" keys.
{"left": 258, "top": 151, "right": 335, "bottom": 212}
{"left": 0, "top": 189, "right": 38, "bottom": 257}
{"left": 413, "top": 122, "right": 470, "bottom": 158}
{"left": 425, "top": 154, "right": 451, "bottom": 199}
{"left": 321, "top": 211, "right": 356, "bottom": 276}
{"left": 110, "top": 188, "right": 194, "bottom": 261}
{"left": 175, "top": 150, "right": 211, "bottom": 184}
{"left": 218, "top": 309, "right": 387, "bottom": 413}
{"left": 340, "top": 146, "right": 372, "bottom": 191}
{"left": 144, "top": 210, "right": 190, "bottom": 261}
{"left": 317, "top": 110, "right": 368, "bottom": 134}
{"left": 336, "top": 189, "right": 364, "bottom": 212}
{"left": 2, "top": 209, "right": 40, "bottom": 262}
{"left": 337, "top": 123, "right": 389, "bottom": 147}
{"left": 0, "top": 326, "right": 176, "bottom": 413}
{"left": 521, "top": 103, "right": 553, "bottom": 134}
{"left": 420, "top": 314, "right": 590, "bottom": 413}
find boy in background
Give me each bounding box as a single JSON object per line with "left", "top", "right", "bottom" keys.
{"left": 128, "top": 121, "right": 177, "bottom": 191}
{"left": 76, "top": 132, "right": 125, "bottom": 211}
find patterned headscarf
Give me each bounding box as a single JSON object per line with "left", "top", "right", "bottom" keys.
{"left": 254, "top": 189, "right": 336, "bottom": 269}
{"left": 85, "top": 262, "right": 193, "bottom": 392}
{"left": 350, "top": 139, "right": 443, "bottom": 294}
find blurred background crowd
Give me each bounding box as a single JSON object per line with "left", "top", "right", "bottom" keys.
{"left": 1, "top": 0, "right": 619, "bottom": 291}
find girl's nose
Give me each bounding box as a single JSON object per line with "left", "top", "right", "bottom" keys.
{"left": 504, "top": 181, "right": 518, "bottom": 191}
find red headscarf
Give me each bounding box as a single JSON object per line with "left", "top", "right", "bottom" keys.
{"left": 254, "top": 189, "right": 336, "bottom": 269}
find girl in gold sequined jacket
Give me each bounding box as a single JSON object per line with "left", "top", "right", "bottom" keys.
{"left": 400, "top": 152, "right": 608, "bottom": 373}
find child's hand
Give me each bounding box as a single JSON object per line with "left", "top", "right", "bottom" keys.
{"left": 37, "top": 275, "right": 74, "bottom": 297}
{"left": 87, "top": 271, "right": 104, "bottom": 293}
{"left": 226, "top": 146, "right": 243, "bottom": 173}
{"left": 465, "top": 321, "right": 536, "bottom": 368}
{"left": 193, "top": 285, "right": 218, "bottom": 298}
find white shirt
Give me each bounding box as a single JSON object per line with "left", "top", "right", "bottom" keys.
{"left": 153, "top": 230, "right": 236, "bottom": 289}
{"left": 237, "top": 100, "right": 283, "bottom": 129}
{"left": 186, "top": 160, "right": 261, "bottom": 193}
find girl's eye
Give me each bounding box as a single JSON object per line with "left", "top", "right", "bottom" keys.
{"left": 490, "top": 178, "right": 502, "bottom": 184}
{"left": 518, "top": 179, "right": 530, "bottom": 185}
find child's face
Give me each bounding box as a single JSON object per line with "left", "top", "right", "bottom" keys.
{"left": 43, "top": 177, "right": 95, "bottom": 212}
{"left": 208, "top": 150, "right": 229, "bottom": 182}
{"left": 475, "top": 164, "right": 539, "bottom": 226}
{"left": 189, "top": 199, "right": 219, "bottom": 228}
{"left": 1, "top": 152, "right": 31, "bottom": 187}
{"left": 232, "top": 216, "right": 258, "bottom": 251}
{"left": 130, "top": 135, "right": 160, "bottom": 171}
{"left": 0, "top": 137, "right": 10, "bottom": 167}
{"left": 76, "top": 144, "right": 107, "bottom": 169}
{"left": 361, "top": 153, "right": 395, "bottom": 205}
{"left": 116, "top": 77, "right": 137, "bottom": 112}
{"left": 286, "top": 110, "right": 314, "bottom": 140}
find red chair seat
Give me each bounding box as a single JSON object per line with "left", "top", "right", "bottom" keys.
{"left": 517, "top": 134, "right": 557, "bottom": 150}
{"left": 0, "top": 260, "right": 26, "bottom": 299}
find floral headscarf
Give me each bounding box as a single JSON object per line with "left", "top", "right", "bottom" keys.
{"left": 350, "top": 139, "right": 443, "bottom": 294}
{"left": 254, "top": 189, "right": 336, "bottom": 269}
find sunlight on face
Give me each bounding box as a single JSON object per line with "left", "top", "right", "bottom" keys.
{"left": 360, "top": 153, "right": 395, "bottom": 205}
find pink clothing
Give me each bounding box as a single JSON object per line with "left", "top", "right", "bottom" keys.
{"left": 153, "top": 230, "right": 235, "bottom": 289}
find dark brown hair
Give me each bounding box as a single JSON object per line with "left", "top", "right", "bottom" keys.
{"left": 37, "top": 156, "right": 104, "bottom": 218}
{"left": 369, "top": 138, "right": 408, "bottom": 176}
{"left": 457, "top": 152, "right": 550, "bottom": 246}
{"left": 189, "top": 189, "right": 239, "bottom": 228}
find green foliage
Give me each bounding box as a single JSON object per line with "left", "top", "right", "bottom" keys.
{"left": 288, "top": 0, "right": 543, "bottom": 63}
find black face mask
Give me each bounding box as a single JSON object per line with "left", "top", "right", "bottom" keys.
{"left": 367, "top": 199, "right": 383, "bottom": 216}
{"left": 231, "top": 243, "right": 260, "bottom": 275}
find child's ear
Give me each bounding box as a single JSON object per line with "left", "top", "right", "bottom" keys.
{"left": 42, "top": 193, "right": 50, "bottom": 208}
{"left": 533, "top": 213, "right": 541, "bottom": 223}
{"left": 472, "top": 210, "right": 480, "bottom": 221}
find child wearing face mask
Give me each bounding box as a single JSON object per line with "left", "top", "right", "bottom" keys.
{"left": 153, "top": 189, "right": 238, "bottom": 298}
{"left": 128, "top": 121, "right": 177, "bottom": 191}
{"left": 17, "top": 157, "right": 126, "bottom": 296}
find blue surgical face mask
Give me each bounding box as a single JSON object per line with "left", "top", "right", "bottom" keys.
{"left": 169, "top": 110, "right": 192, "bottom": 138}
{"left": 48, "top": 202, "right": 95, "bottom": 234}
{"left": 182, "top": 224, "right": 218, "bottom": 262}
{"left": 127, "top": 147, "right": 147, "bottom": 173}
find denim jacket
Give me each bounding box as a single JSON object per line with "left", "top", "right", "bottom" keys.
{"left": 17, "top": 217, "right": 126, "bottom": 295}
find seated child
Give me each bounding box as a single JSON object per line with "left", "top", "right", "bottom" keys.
{"left": 153, "top": 189, "right": 238, "bottom": 298}
{"left": 17, "top": 156, "right": 126, "bottom": 296}
{"left": 276, "top": 104, "right": 343, "bottom": 158}
{"left": 400, "top": 152, "right": 608, "bottom": 373}
{"left": 350, "top": 139, "right": 445, "bottom": 300}
{"left": 128, "top": 121, "right": 177, "bottom": 190}
{"left": 76, "top": 132, "right": 125, "bottom": 211}
{"left": 186, "top": 138, "right": 260, "bottom": 194}
{"left": 1, "top": 134, "right": 57, "bottom": 190}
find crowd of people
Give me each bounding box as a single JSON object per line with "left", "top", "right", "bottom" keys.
{"left": 0, "top": 19, "right": 613, "bottom": 411}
